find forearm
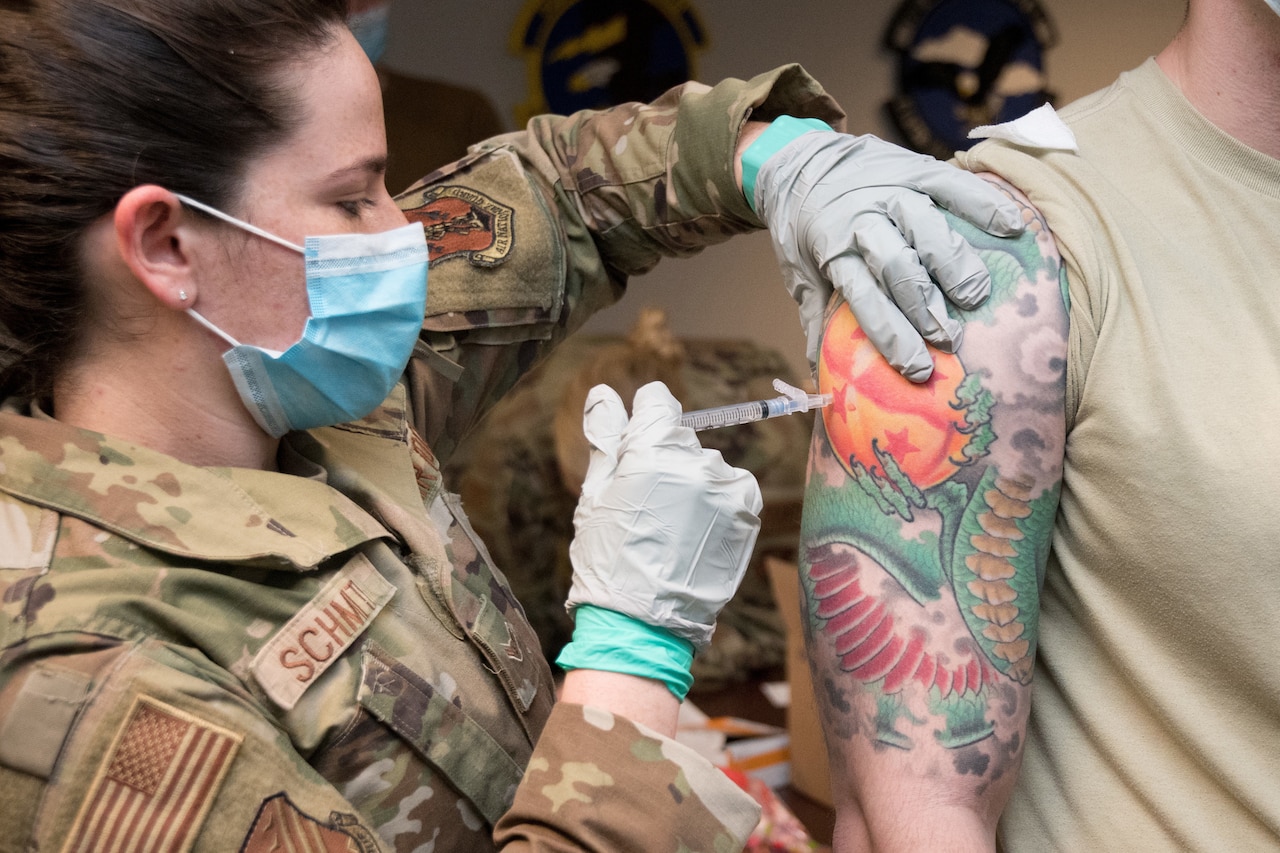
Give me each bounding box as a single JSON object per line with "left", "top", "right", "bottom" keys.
{"left": 734, "top": 119, "right": 769, "bottom": 193}
{"left": 500, "top": 379, "right": 764, "bottom": 850}
{"left": 557, "top": 669, "right": 679, "bottom": 738}
{"left": 496, "top": 701, "right": 759, "bottom": 852}
{"left": 506, "top": 65, "right": 844, "bottom": 274}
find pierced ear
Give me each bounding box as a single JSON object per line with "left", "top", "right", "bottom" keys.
{"left": 114, "top": 185, "right": 198, "bottom": 310}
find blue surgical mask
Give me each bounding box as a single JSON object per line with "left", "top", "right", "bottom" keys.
{"left": 176, "top": 194, "right": 428, "bottom": 438}
{"left": 347, "top": 2, "right": 391, "bottom": 64}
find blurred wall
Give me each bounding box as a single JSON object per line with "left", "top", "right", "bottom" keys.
{"left": 384, "top": 0, "right": 1186, "bottom": 382}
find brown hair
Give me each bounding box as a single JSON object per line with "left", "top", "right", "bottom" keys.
{"left": 0, "top": 0, "right": 347, "bottom": 399}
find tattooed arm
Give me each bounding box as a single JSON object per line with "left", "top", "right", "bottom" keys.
{"left": 799, "top": 177, "right": 1068, "bottom": 851}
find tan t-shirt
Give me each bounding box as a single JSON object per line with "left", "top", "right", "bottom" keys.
{"left": 957, "top": 59, "right": 1280, "bottom": 851}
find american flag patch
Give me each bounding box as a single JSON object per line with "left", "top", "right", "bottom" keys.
{"left": 63, "top": 696, "right": 242, "bottom": 853}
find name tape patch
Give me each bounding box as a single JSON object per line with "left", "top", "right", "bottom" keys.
{"left": 251, "top": 555, "right": 396, "bottom": 711}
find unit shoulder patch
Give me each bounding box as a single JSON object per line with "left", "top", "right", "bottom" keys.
{"left": 404, "top": 185, "right": 514, "bottom": 268}
{"left": 239, "top": 792, "right": 379, "bottom": 853}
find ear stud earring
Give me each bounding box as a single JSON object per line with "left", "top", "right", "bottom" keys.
{"left": 178, "top": 290, "right": 189, "bottom": 302}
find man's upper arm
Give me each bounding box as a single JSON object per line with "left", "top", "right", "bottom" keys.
{"left": 800, "top": 176, "right": 1067, "bottom": 848}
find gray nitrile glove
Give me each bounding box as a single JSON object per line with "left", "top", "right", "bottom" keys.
{"left": 748, "top": 116, "right": 1025, "bottom": 381}
{"left": 565, "top": 381, "right": 763, "bottom": 650}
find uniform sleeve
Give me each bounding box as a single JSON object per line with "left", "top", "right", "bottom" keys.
{"left": 494, "top": 702, "right": 761, "bottom": 852}
{"left": 394, "top": 64, "right": 845, "bottom": 462}
{"left": 0, "top": 642, "right": 391, "bottom": 853}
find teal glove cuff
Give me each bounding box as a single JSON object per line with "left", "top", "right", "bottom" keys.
{"left": 556, "top": 605, "right": 696, "bottom": 700}
{"left": 741, "top": 114, "right": 834, "bottom": 213}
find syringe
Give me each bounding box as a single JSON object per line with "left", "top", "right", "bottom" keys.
{"left": 680, "top": 378, "right": 832, "bottom": 432}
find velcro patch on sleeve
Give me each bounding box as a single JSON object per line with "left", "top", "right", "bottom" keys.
{"left": 240, "top": 792, "right": 377, "bottom": 853}
{"left": 0, "top": 665, "right": 91, "bottom": 779}
{"left": 398, "top": 149, "right": 562, "bottom": 320}
{"left": 62, "top": 696, "right": 242, "bottom": 853}
{"left": 250, "top": 555, "right": 396, "bottom": 711}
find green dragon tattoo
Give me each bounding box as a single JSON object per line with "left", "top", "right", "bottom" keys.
{"left": 800, "top": 196, "right": 1068, "bottom": 756}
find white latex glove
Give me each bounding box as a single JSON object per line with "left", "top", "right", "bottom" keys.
{"left": 566, "top": 381, "right": 763, "bottom": 650}
{"left": 755, "top": 128, "right": 1025, "bottom": 381}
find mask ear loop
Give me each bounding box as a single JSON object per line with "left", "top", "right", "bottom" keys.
{"left": 173, "top": 192, "right": 305, "bottom": 350}
{"left": 186, "top": 307, "right": 243, "bottom": 348}
{"left": 173, "top": 193, "right": 305, "bottom": 254}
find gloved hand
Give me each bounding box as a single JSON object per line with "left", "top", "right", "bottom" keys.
{"left": 750, "top": 118, "right": 1025, "bottom": 381}
{"left": 565, "top": 381, "right": 763, "bottom": 651}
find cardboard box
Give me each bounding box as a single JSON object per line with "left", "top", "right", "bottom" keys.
{"left": 765, "top": 556, "right": 833, "bottom": 808}
{"left": 723, "top": 731, "right": 792, "bottom": 791}
{"left": 675, "top": 702, "right": 791, "bottom": 789}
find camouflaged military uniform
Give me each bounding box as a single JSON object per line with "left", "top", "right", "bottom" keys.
{"left": 0, "top": 65, "right": 844, "bottom": 852}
